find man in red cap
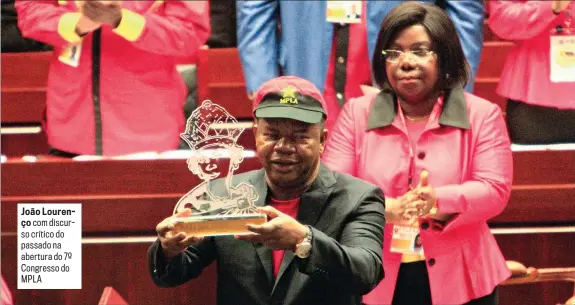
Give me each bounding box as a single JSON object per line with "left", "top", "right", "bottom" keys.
{"left": 149, "top": 76, "right": 386, "bottom": 305}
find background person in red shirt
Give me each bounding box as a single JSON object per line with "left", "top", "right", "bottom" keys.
{"left": 15, "top": 0, "right": 210, "bottom": 156}
{"left": 489, "top": 0, "right": 575, "bottom": 144}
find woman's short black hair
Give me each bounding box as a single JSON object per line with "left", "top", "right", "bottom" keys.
{"left": 372, "top": 2, "right": 470, "bottom": 90}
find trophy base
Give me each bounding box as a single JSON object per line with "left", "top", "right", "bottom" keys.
{"left": 172, "top": 214, "right": 267, "bottom": 236}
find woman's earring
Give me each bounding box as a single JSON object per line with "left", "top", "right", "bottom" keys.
{"left": 446, "top": 73, "right": 450, "bottom": 79}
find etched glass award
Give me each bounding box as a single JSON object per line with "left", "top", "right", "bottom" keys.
{"left": 172, "top": 101, "right": 266, "bottom": 236}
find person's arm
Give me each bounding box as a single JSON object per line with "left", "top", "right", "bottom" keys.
{"left": 297, "top": 186, "right": 385, "bottom": 294}
{"left": 433, "top": 104, "right": 513, "bottom": 232}
{"left": 15, "top": 0, "right": 89, "bottom": 47}
{"left": 236, "top": 0, "right": 280, "bottom": 95}
{"left": 112, "top": 1, "right": 210, "bottom": 56}
{"left": 148, "top": 209, "right": 217, "bottom": 287}
{"left": 443, "top": 0, "right": 484, "bottom": 92}
{"left": 488, "top": 1, "right": 564, "bottom": 41}
{"left": 148, "top": 237, "right": 216, "bottom": 287}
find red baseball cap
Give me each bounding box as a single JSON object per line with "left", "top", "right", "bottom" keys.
{"left": 252, "top": 76, "right": 328, "bottom": 124}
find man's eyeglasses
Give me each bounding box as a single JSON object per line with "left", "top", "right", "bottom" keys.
{"left": 381, "top": 49, "right": 435, "bottom": 63}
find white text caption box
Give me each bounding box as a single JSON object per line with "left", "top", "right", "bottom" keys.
{"left": 17, "top": 203, "right": 82, "bottom": 289}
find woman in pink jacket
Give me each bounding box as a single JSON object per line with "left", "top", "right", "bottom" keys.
{"left": 489, "top": 0, "right": 575, "bottom": 144}
{"left": 322, "top": 2, "right": 513, "bottom": 305}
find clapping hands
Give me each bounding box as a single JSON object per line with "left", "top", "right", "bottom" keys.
{"left": 76, "top": 1, "right": 123, "bottom": 36}
{"left": 81, "top": 1, "right": 122, "bottom": 27}
{"left": 390, "top": 171, "right": 437, "bottom": 225}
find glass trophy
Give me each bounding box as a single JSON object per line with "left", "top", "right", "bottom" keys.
{"left": 172, "top": 100, "right": 266, "bottom": 236}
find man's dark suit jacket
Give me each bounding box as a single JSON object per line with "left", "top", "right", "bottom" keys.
{"left": 148, "top": 163, "right": 386, "bottom": 305}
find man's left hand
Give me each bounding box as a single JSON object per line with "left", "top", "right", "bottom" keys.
{"left": 82, "top": 1, "right": 123, "bottom": 27}
{"left": 235, "top": 206, "right": 308, "bottom": 250}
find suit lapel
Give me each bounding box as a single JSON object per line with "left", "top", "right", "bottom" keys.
{"left": 295, "top": 164, "right": 336, "bottom": 227}
{"left": 249, "top": 170, "right": 274, "bottom": 289}
{"left": 271, "top": 164, "right": 337, "bottom": 295}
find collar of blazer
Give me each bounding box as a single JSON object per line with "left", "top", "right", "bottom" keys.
{"left": 366, "top": 86, "right": 471, "bottom": 130}
{"left": 248, "top": 163, "right": 337, "bottom": 227}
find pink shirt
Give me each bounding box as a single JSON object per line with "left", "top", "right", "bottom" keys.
{"left": 405, "top": 119, "right": 427, "bottom": 165}
{"left": 489, "top": 1, "right": 575, "bottom": 109}
{"left": 322, "top": 88, "right": 513, "bottom": 305}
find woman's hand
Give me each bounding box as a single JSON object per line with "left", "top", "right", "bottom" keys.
{"left": 387, "top": 171, "right": 439, "bottom": 225}
{"left": 404, "top": 171, "right": 436, "bottom": 225}
{"left": 386, "top": 190, "right": 418, "bottom": 224}
{"left": 414, "top": 171, "right": 436, "bottom": 215}
{"left": 552, "top": 0, "right": 571, "bottom": 13}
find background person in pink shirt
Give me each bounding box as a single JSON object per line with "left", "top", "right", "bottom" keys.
{"left": 489, "top": 0, "right": 575, "bottom": 144}
{"left": 322, "top": 2, "right": 513, "bottom": 305}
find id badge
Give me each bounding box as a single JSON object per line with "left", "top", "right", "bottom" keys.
{"left": 550, "top": 29, "right": 575, "bottom": 82}
{"left": 390, "top": 224, "right": 424, "bottom": 255}
{"left": 326, "top": 1, "right": 362, "bottom": 24}
{"left": 58, "top": 44, "right": 82, "bottom": 68}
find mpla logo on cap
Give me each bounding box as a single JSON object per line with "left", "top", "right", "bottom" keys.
{"left": 280, "top": 87, "right": 298, "bottom": 104}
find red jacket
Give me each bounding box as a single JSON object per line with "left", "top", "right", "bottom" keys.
{"left": 489, "top": 1, "right": 575, "bottom": 109}
{"left": 16, "top": 0, "right": 210, "bottom": 155}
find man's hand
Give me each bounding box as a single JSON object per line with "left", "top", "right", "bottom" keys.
{"left": 81, "top": 1, "right": 123, "bottom": 27}
{"left": 156, "top": 208, "right": 204, "bottom": 259}
{"left": 235, "top": 206, "right": 308, "bottom": 250}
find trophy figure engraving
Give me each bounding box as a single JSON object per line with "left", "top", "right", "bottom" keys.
{"left": 172, "top": 101, "right": 265, "bottom": 236}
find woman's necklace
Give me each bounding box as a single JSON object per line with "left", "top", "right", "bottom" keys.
{"left": 404, "top": 114, "right": 430, "bottom": 122}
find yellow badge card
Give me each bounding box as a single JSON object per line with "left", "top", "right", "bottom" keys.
{"left": 326, "top": 1, "right": 362, "bottom": 24}
{"left": 550, "top": 31, "right": 575, "bottom": 82}
{"left": 390, "top": 224, "right": 424, "bottom": 255}
{"left": 58, "top": 44, "right": 82, "bottom": 68}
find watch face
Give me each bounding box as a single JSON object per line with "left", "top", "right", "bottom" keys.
{"left": 295, "top": 242, "right": 312, "bottom": 258}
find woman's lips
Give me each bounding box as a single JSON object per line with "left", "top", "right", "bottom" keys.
{"left": 398, "top": 78, "right": 420, "bottom": 85}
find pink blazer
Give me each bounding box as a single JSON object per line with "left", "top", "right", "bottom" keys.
{"left": 322, "top": 89, "right": 513, "bottom": 305}
{"left": 489, "top": 1, "right": 575, "bottom": 109}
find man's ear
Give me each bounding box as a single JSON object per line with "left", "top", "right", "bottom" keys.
{"left": 252, "top": 119, "right": 258, "bottom": 136}
{"left": 319, "top": 128, "right": 328, "bottom": 154}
